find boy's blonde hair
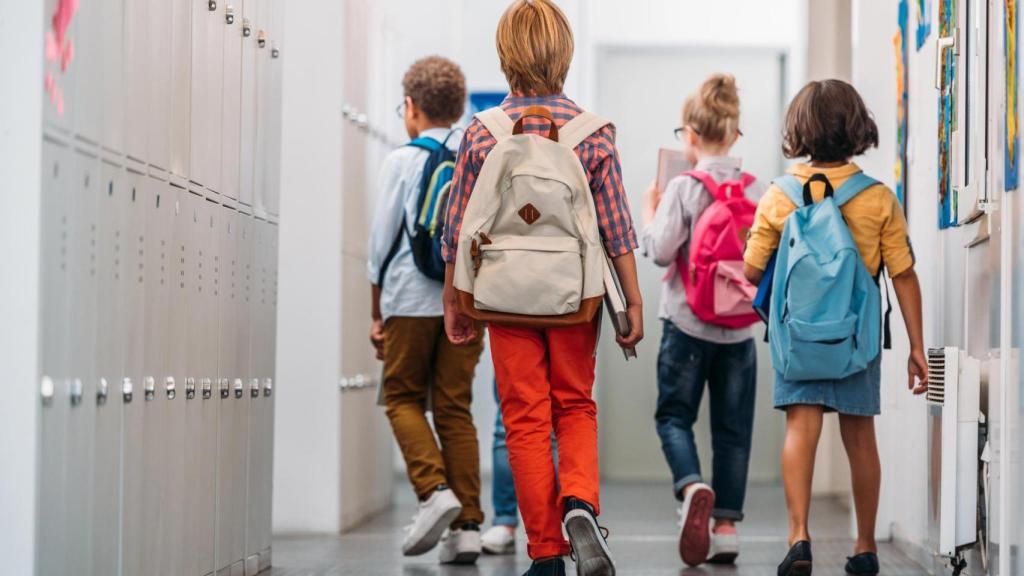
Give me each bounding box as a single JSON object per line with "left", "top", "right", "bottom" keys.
{"left": 496, "top": 0, "right": 574, "bottom": 95}
{"left": 683, "top": 74, "right": 740, "bottom": 145}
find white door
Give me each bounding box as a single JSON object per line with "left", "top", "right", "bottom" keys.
{"left": 594, "top": 46, "right": 787, "bottom": 483}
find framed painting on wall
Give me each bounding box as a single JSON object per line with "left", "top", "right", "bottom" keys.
{"left": 1007, "top": 0, "right": 1020, "bottom": 192}
{"left": 938, "top": 0, "right": 959, "bottom": 228}
{"left": 895, "top": 0, "right": 910, "bottom": 207}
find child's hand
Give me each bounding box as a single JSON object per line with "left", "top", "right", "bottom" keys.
{"left": 444, "top": 304, "right": 478, "bottom": 345}
{"left": 642, "top": 181, "right": 661, "bottom": 226}
{"left": 616, "top": 303, "right": 644, "bottom": 349}
{"left": 369, "top": 319, "right": 385, "bottom": 361}
{"left": 908, "top": 348, "right": 928, "bottom": 395}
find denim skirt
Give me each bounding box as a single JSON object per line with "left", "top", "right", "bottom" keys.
{"left": 773, "top": 353, "right": 881, "bottom": 416}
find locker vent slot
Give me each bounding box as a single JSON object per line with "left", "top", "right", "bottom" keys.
{"left": 927, "top": 348, "right": 946, "bottom": 406}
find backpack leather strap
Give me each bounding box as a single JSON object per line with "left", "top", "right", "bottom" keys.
{"left": 512, "top": 106, "right": 559, "bottom": 141}
{"left": 475, "top": 107, "right": 515, "bottom": 142}
{"left": 559, "top": 111, "right": 612, "bottom": 150}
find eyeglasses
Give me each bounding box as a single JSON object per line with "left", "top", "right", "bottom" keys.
{"left": 395, "top": 101, "right": 406, "bottom": 119}
{"left": 673, "top": 126, "right": 744, "bottom": 140}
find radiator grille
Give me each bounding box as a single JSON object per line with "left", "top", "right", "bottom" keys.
{"left": 926, "top": 348, "right": 947, "bottom": 406}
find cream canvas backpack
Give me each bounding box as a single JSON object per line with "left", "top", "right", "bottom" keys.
{"left": 453, "top": 105, "right": 611, "bottom": 327}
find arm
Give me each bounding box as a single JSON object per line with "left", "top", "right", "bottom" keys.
{"left": 892, "top": 268, "right": 928, "bottom": 394}
{"left": 369, "top": 285, "right": 384, "bottom": 360}
{"left": 742, "top": 189, "right": 785, "bottom": 284}
{"left": 443, "top": 264, "right": 477, "bottom": 345}
{"left": 366, "top": 153, "right": 405, "bottom": 360}
{"left": 611, "top": 252, "right": 644, "bottom": 349}
{"left": 639, "top": 178, "right": 690, "bottom": 268}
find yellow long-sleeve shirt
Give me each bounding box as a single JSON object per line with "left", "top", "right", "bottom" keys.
{"left": 744, "top": 163, "right": 915, "bottom": 278}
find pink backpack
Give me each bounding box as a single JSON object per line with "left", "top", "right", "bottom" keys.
{"left": 678, "top": 170, "right": 760, "bottom": 329}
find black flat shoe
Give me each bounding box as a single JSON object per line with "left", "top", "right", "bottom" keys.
{"left": 524, "top": 557, "right": 566, "bottom": 576}
{"left": 778, "top": 541, "right": 813, "bottom": 576}
{"left": 845, "top": 552, "right": 879, "bottom": 575}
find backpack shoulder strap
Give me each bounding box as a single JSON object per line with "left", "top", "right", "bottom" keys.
{"left": 683, "top": 170, "right": 722, "bottom": 199}
{"left": 407, "top": 136, "right": 443, "bottom": 152}
{"left": 474, "top": 107, "right": 514, "bottom": 142}
{"left": 773, "top": 175, "right": 804, "bottom": 207}
{"left": 559, "top": 111, "right": 612, "bottom": 150}
{"left": 833, "top": 172, "right": 881, "bottom": 207}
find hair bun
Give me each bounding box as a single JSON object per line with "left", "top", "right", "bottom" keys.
{"left": 700, "top": 74, "right": 739, "bottom": 119}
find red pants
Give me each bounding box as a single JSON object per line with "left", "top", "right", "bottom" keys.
{"left": 488, "top": 321, "right": 601, "bottom": 559}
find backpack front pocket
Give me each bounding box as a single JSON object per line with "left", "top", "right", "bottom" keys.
{"left": 473, "top": 236, "right": 583, "bottom": 315}
{"left": 711, "top": 260, "right": 757, "bottom": 317}
{"left": 783, "top": 315, "right": 860, "bottom": 381}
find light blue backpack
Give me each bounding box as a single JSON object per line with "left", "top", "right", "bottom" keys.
{"left": 769, "top": 172, "right": 889, "bottom": 381}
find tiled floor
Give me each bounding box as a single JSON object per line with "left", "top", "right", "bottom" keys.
{"left": 269, "top": 481, "right": 928, "bottom": 576}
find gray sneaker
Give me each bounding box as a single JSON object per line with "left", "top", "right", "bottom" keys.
{"left": 563, "top": 498, "right": 615, "bottom": 576}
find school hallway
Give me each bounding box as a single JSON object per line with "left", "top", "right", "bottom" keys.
{"left": 265, "top": 481, "right": 927, "bottom": 576}
{"left": 5, "top": 0, "right": 1024, "bottom": 576}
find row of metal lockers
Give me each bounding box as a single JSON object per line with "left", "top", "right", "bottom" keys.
{"left": 37, "top": 0, "right": 284, "bottom": 575}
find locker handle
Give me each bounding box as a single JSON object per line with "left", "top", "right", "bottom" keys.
{"left": 258, "top": 30, "right": 267, "bottom": 48}
{"left": 233, "top": 378, "right": 244, "bottom": 399}
{"left": 123, "top": 378, "right": 134, "bottom": 403}
{"left": 225, "top": 5, "right": 235, "bottom": 25}
{"left": 70, "top": 378, "right": 83, "bottom": 407}
{"left": 208, "top": 0, "right": 217, "bottom": 12}
{"left": 40, "top": 375, "right": 55, "bottom": 406}
{"left": 263, "top": 378, "right": 273, "bottom": 397}
{"left": 166, "top": 377, "right": 177, "bottom": 400}
{"left": 219, "top": 378, "right": 231, "bottom": 399}
{"left": 144, "top": 376, "right": 156, "bottom": 401}
{"left": 202, "top": 378, "right": 213, "bottom": 400}
{"left": 242, "top": 18, "right": 252, "bottom": 37}
{"left": 186, "top": 377, "right": 196, "bottom": 400}
{"left": 271, "top": 44, "right": 280, "bottom": 59}
{"left": 97, "top": 377, "right": 109, "bottom": 406}
{"left": 250, "top": 378, "right": 260, "bottom": 398}
{"left": 934, "top": 29, "right": 959, "bottom": 90}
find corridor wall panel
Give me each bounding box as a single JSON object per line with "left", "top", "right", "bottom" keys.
{"left": 35, "top": 0, "right": 284, "bottom": 574}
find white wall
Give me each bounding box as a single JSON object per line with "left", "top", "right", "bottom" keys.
{"left": 0, "top": 2, "right": 43, "bottom": 573}
{"left": 273, "top": 0, "right": 345, "bottom": 533}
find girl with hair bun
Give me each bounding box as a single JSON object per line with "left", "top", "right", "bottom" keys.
{"left": 640, "top": 73, "right": 765, "bottom": 568}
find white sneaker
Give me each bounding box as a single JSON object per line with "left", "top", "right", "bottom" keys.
{"left": 707, "top": 528, "right": 739, "bottom": 564}
{"left": 401, "top": 488, "right": 463, "bottom": 556}
{"left": 677, "top": 483, "right": 715, "bottom": 567}
{"left": 481, "top": 525, "right": 516, "bottom": 555}
{"left": 438, "top": 528, "right": 482, "bottom": 565}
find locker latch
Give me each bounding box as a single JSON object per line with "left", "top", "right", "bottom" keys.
{"left": 242, "top": 18, "right": 252, "bottom": 37}
{"left": 208, "top": 0, "right": 217, "bottom": 12}
{"left": 271, "top": 43, "right": 280, "bottom": 59}
{"left": 166, "top": 377, "right": 177, "bottom": 400}
{"left": 144, "top": 376, "right": 156, "bottom": 401}
{"left": 263, "top": 378, "right": 273, "bottom": 397}
{"left": 122, "top": 377, "right": 134, "bottom": 403}
{"left": 202, "top": 378, "right": 213, "bottom": 400}
{"left": 40, "top": 375, "right": 55, "bottom": 406}
{"left": 225, "top": 4, "right": 235, "bottom": 25}
{"left": 97, "top": 378, "right": 109, "bottom": 406}
{"left": 186, "top": 377, "right": 196, "bottom": 400}
{"left": 258, "top": 30, "right": 267, "bottom": 48}
{"left": 70, "top": 378, "right": 83, "bottom": 407}
{"left": 220, "top": 378, "right": 231, "bottom": 399}
{"left": 233, "top": 378, "right": 244, "bottom": 399}
{"left": 250, "top": 378, "right": 260, "bottom": 398}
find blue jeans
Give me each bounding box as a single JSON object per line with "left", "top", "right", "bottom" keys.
{"left": 492, "top": 382, "right": 519, "bottom": 527}
{"left": 655, "top": 321, "right": 756, "bottom": 521}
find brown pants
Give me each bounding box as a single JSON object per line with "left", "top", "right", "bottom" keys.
{"left": 382, "top": 316, "right": 484, "bottom": 527}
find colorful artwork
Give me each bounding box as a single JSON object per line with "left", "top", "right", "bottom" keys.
{"left": 938, "top": 0, "right": 958, "bottom": 228}
{"left": 915, "top": 0, "right": 933, "bottom": 50}
{"left": 1007, "top": 0, "right": 1020, "bottom": 191}
{"left": 894, "top": 0, "right": 910, "bottom": 206}
{"left": 43, "top": 0, "right": 79, "bottom": 116}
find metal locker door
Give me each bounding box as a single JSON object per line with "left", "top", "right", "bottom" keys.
{"left": 38, "top": 138, "right": 71, "bottom": 576}
{"left": 123, "top": 0, "right": 149, "bottom": 162}
{"left": 147, "top": 0, "right": 173, "bottom": 171}
{"left": 120, "top": 169, "right": 149, "bottom": 576}
{"left": 170, "top": 0, "right": 192, "bottom": 179}
{"left": 262, "top": 221, "right": 278, "bottom": 561}
{"left": 206, "top": 1, "right": 227, "bottom": 194}
{"left": 251, "top": 18, "right": 268, "bottom": 216}
{"left": 199, "top": 197, "right": 222, "bottom": 576}
{"left": 72, "top": 0, "right": 104, "bottom": 145}
{"left": 42, "top": 0, "right": 77, "bottom": 135}
{"left": 91, "top": 158, "right": 126, "bottom": 576}
{"left": 190, "top": 0, "right": 210, "bottom": 188}
{"left": 216, "top": 206, "right": 241, "bottom": 572}
{"left": 100, "top": 0, "right": 125, "bottom": 153}
{"left": 141, "top": 175, "right": 173, "bottom": 574}
{"left": 238, "top": 0, "right": 258, "bottom": 207}
{"left": 240, "top": 213, "right": 260, "bottom": 573}
{"left": 221, "top": 4, "right": 243, "bottom": 200}
{"left": 264, "top": 6, "right": 283, "bottom": 217}
{"left": 179, "top": 190, "right": 206, "bottom": 576}
{"left": 65, "top": 149, "right": 101, "bottom": 575}
{"left": 230, "top": 211, "right": 253, "bottom": 571}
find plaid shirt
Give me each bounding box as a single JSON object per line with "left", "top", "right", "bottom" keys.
{"left": 441, "top": 94, "right": 637, "bottom": 263}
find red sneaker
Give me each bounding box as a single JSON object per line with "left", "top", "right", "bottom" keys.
{"left": 677, "top": 483, "right": 715, "bottom": 567}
